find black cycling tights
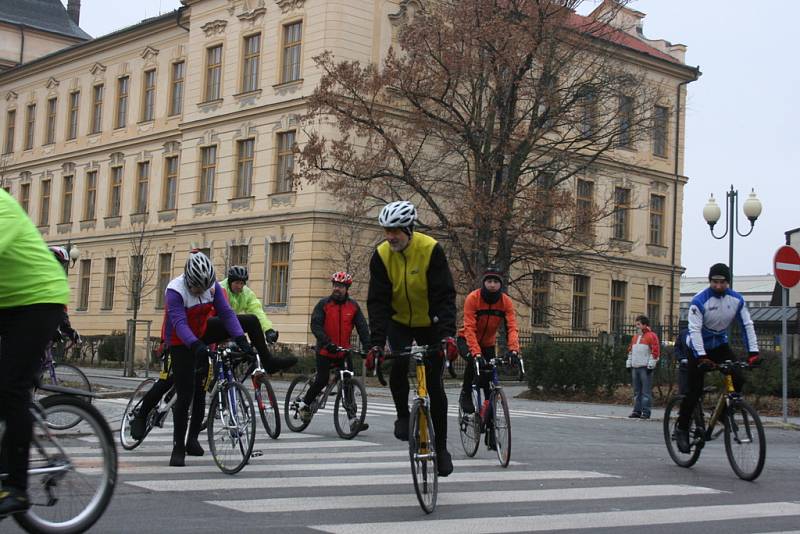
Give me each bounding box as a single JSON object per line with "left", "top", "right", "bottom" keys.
{"left": 0, "top": 304, "right": 64, "bottom": 491}
{"left": 387, "top": 322, "right": 448, "bottom": 453}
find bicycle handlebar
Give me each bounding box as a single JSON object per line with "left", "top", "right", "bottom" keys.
{"left": 375, "top": 344, "right": 443, "bottom": 387}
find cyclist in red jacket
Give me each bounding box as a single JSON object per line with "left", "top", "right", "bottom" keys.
{"left": 299, "top": 272, "right": 370, "bottom": 427}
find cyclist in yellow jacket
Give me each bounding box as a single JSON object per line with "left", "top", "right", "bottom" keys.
{"left": 366, "top": 200, "right": 457, "bottom": 477}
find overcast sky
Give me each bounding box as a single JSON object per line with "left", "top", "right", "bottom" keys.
{"left": 70, "top": 0, "right": 799, "bottom": 278}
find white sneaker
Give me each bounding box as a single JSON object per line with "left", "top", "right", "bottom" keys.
{"left": 297, "top": 401, "right": 312, "bottom": 422}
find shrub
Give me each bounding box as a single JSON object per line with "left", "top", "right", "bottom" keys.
{"left": 99, "top": 330, "right": 126, "bottom": 362}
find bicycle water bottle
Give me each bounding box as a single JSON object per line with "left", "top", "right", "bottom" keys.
{"left": 479, "top": 399, "right": 490, "bottom": 420}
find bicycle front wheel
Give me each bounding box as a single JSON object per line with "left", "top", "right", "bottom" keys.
{"left": 458, "top": 389, "right": 480, "bottom": 457}
{"left": 663, "top": 395, "right": 703, "bottom": 468}
{"left": 492, "top": 388, "right": 512, "bottom": 467}
{"left": 40, "top": 363, "right": 93, "bottom": 430}
{"left": 724, "top": 399, "right": 766, "bottom": 481}
{"left": 284, "top": 375, "right": 313, "bottom": 432}
{"left": 254, "top": 374, "right": 281, "bottom": 439}
{"left": 207, "top": 382, "right": 256, "bottom": 475}
{"left": 120, "top": 378, "right": 155, "bottom": 450}
{"left": 333, "top": 378, "right": 367, "bottom": 439}
{"left": 409, "top": 401, "right": 438, "bottom": 514}
{"left": 15, "top": 394, "right": 118, "bottom": 534}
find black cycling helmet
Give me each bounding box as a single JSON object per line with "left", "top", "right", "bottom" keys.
{"left": 228, "top": 265, "right": 249, "bottom": 283}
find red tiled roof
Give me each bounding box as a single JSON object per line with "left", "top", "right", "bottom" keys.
{"left": 565, "top": 12, "right": 681, "bottom": 65}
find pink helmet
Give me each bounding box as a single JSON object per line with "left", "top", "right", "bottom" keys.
{"left": 50, "top": 246, "right": 70, "bottom": 266}
{"left": 331, "top": 271, "right": 353, "bottom": 287}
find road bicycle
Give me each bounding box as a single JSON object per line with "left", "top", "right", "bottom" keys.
{"left": 37, "top": 337, "right": 92, "bottom": 430}
{"left": 663, "top": 359, "right": 766, "bottom": 481}
{"left": 0, "top": 383, "right": 117, "bottom": 534}
{"left": 377, "top": 343, "right": 442, "bottom": 514}
{"left": 231, "top": 347, "right": 281, "bottom": 439}
{"left": 206, "top": 345, "right": 256, "bottom": 474}
{"left": 119, "top": 377, "right": 177, "bottom": 451}
{"left": 284, "top": 347, "right": 368, "bottom": 439}
{"left": 458, "top": 354, "right": 515, "bottom": 467}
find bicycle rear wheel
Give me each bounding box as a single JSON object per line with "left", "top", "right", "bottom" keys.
{"left": 284, "top": 375, "right": 313, "bottom": 432}
{"left": 409, "top": 401, "right": 438, "bottom": 514}
{"left": 207, "top": 382, "right": 256, "bottom": 475}
{"left": 492, "top": 388, "right": 512, "bottom": 467}
{"left": 458, "top": 389, "right": 480, "bottom": 457}
{"left": 39, "top": 363, "right": 93, "bottom": 430}
{"left": 15, "top": 394, "right": 118, "bottom": 534}
{"left": 663, "top": 395, "right": 703, "bottom": 468}
{"left": 254, "top": 374, "right": 281, "bottom": 439}
{"left": 724, "top": 399, "right": 766, "bottom": 481}
{"left": 333, "top": 378, "right": 367, "bottom": 439}
{"left": 120, "top": 378, "right": 155, "bottom": 450}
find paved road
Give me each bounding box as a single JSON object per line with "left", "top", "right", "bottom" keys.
{"left": 6, "top": 375, "right": 799, "bottom": 533}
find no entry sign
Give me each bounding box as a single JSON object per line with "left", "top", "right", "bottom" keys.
{"left": 774, "top": 245, "right": 800, "bottom": 288}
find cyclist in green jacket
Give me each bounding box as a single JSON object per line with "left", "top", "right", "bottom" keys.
{"left": 221, "top": 265, "right": 296, "bottom": 373}
{"left": 0, "top": 189, "right": 70, "bottom": 517}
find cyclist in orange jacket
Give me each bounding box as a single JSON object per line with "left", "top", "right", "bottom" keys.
{"left": 456, "top": 265, "right": 520, "bottom": 414}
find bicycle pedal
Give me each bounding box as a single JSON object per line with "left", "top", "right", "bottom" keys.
{"left": 251, "top": 450, "right": 263, "bottom": 458}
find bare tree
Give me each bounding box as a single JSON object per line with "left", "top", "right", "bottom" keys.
{"left": 298, "top": 0, "right": 675, "bottom": 310}
{"left": 122, "top": 220, "right": 158, "bottom": 376}
{"left": 325, "top": 189, "right": 382, "bottom": 283}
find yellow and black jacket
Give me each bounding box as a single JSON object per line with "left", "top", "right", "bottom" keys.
{"left": 367, "top": 232, "right": 456, "bottom": 347}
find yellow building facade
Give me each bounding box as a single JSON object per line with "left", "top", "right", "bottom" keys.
{"left": 1, "top": 0, "right": 698, "bottom": 345}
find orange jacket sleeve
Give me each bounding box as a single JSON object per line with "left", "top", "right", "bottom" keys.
{"left": 646, "top": 330, "right": 661, "bottom": 359}
{"left": 462, "top": 291, "right": 482, "bottom": 356}
{"left": 503, "top": 294, "right": 520, "bottom": 352}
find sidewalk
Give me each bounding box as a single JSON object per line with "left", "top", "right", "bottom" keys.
{"left": 80, "top": 366, "right": 800, "bottom": 430}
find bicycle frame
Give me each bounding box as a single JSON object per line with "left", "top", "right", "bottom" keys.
{"left": 472, "top": 357, "right": 502, "bottom": 428}
{"left": 211, "top": 348, "right": 243, "bottom": 429}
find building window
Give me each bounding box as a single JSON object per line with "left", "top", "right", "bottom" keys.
{"left": 242, "top": 34, "right": 261, "bottom": 93}
{"left": 572, "top": 275, "right": 590, "bottom": 330}
{"left": 533, "top": 173, "right": 554, "bottom": 228}
{"left": 229, "top": 245, "right": 248, "bottom": 268}
{"left": 653, "top": 105, "right": 668, "bottom": 157}
{"left": 612, "top": 187, "right": 630, "bottom": 240}
{"left": 205, "top": 45, "right": 223, "bottom": 101}
{"left": 61, "top": 175, "right": 73, "bottom": 223}
{"left": 281, "top": 22, "right": 302, "bottom": 83}
{"left": 84, "top": 170, "right": 97, "bottom": 220}
{"left": 141, "top": 69, "right": 156, "bottom": 122}
{"left": 24, "top": 103, "right": 36, "bottom": 150}
{"left": 102, "top": 257, "right": 116, "bottom": 310}
{"left": 162, "top": 156, "right": 178, "bottom": 210}
{"left": 576, "top": 179, "right": 594, "bottom": 236}
{"left": 91, "top": 84, "right": 104, "bottom": 134}
{"left": 275, "top": 131, "right": 295, "bottom": 193}
{"left": 199, "top": 146, "right": 217, "bottom": 203}
{"left": 67, "top": 91, "right": 80, "bottom": 140}
{"left": 269, "top": 242, "right": 290, "bottom": 305}
{"left": 196, "top": 247, "right": 211, "bottom": 259}
{"left": 115, "top": 76, "right": 129, "bottom": 128}
{"left": 236, "top": 138, "right": 254, "bottom": 198}
{"left": 4, "top": 109, "right": 16, "bottom": 153}
{"left": 39, "top": 179, "right": 50, "bottom": 226}
{"left": 169, "top": 61, "right": 185, "bottom": 116}
{"left": 618, "top": 95, "right": 633, "bottom": 148}
{"left": 135, "top": 161, "right": 149, "bottom": 214}
{"left": 531, "top": 270, "right": 550, "bottom": 327}
{"left": 109, "top": 166, "right": 123, "bottom": 217}
{"left": 20, "top": 183, "right": 30, "bottom": 213}
{"left": 156, "top": 253, "right": 172, "bottom": 309}
{"left": 78, "top": 259, "right": 91, "bottom": 310}
{"left": 610, "top": 280, "right": 627, "bottom": 332}
{"left": 128, "top": 255, "right": 143, "bottom": 310}
{"left": 647, "top": 285, "right": 662, "bottom": 325}
{"left": 578, "top": 88, "right": 596, "bottom": 138}
{"left": 45, "top": 97, "right": 57, "bottom": 144}
{"left": 649, "top": 194, "right": 665, "bottom": 245}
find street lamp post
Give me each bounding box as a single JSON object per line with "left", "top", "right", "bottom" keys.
{"left": 702, "top": 185, "right": 763, "bottom": 287}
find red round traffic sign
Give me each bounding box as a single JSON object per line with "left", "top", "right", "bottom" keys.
{"left": 774, "top": 245, "right": 800, "bottom": 288}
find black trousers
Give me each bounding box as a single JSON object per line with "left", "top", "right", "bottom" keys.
{"left": 461, "top": 344, "right": 495, "bottom": 400}
{"left": 170, "top": 317, "right": 234, "bottom": 448}
{"left": 0, "top": 304, "right": 65, "bottom": 491}
{"left": 677, "top": 343, "right": 744, "bottom": 428}
{"left": 303, "top": 354, "right": 352, "bottom": 405}
{"left": 387, "top": 322, "right": 448, "bottom": 452}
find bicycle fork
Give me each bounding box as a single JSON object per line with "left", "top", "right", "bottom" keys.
{"left": 414, "top": 362, "right": 434, "bottom": 460}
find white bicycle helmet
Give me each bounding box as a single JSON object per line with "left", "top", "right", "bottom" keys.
{"left": 378, "top": 200, "right": 417, "bottom": 228}
{"left": 184, "top": 251, "right": 216, "bottom": 290}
